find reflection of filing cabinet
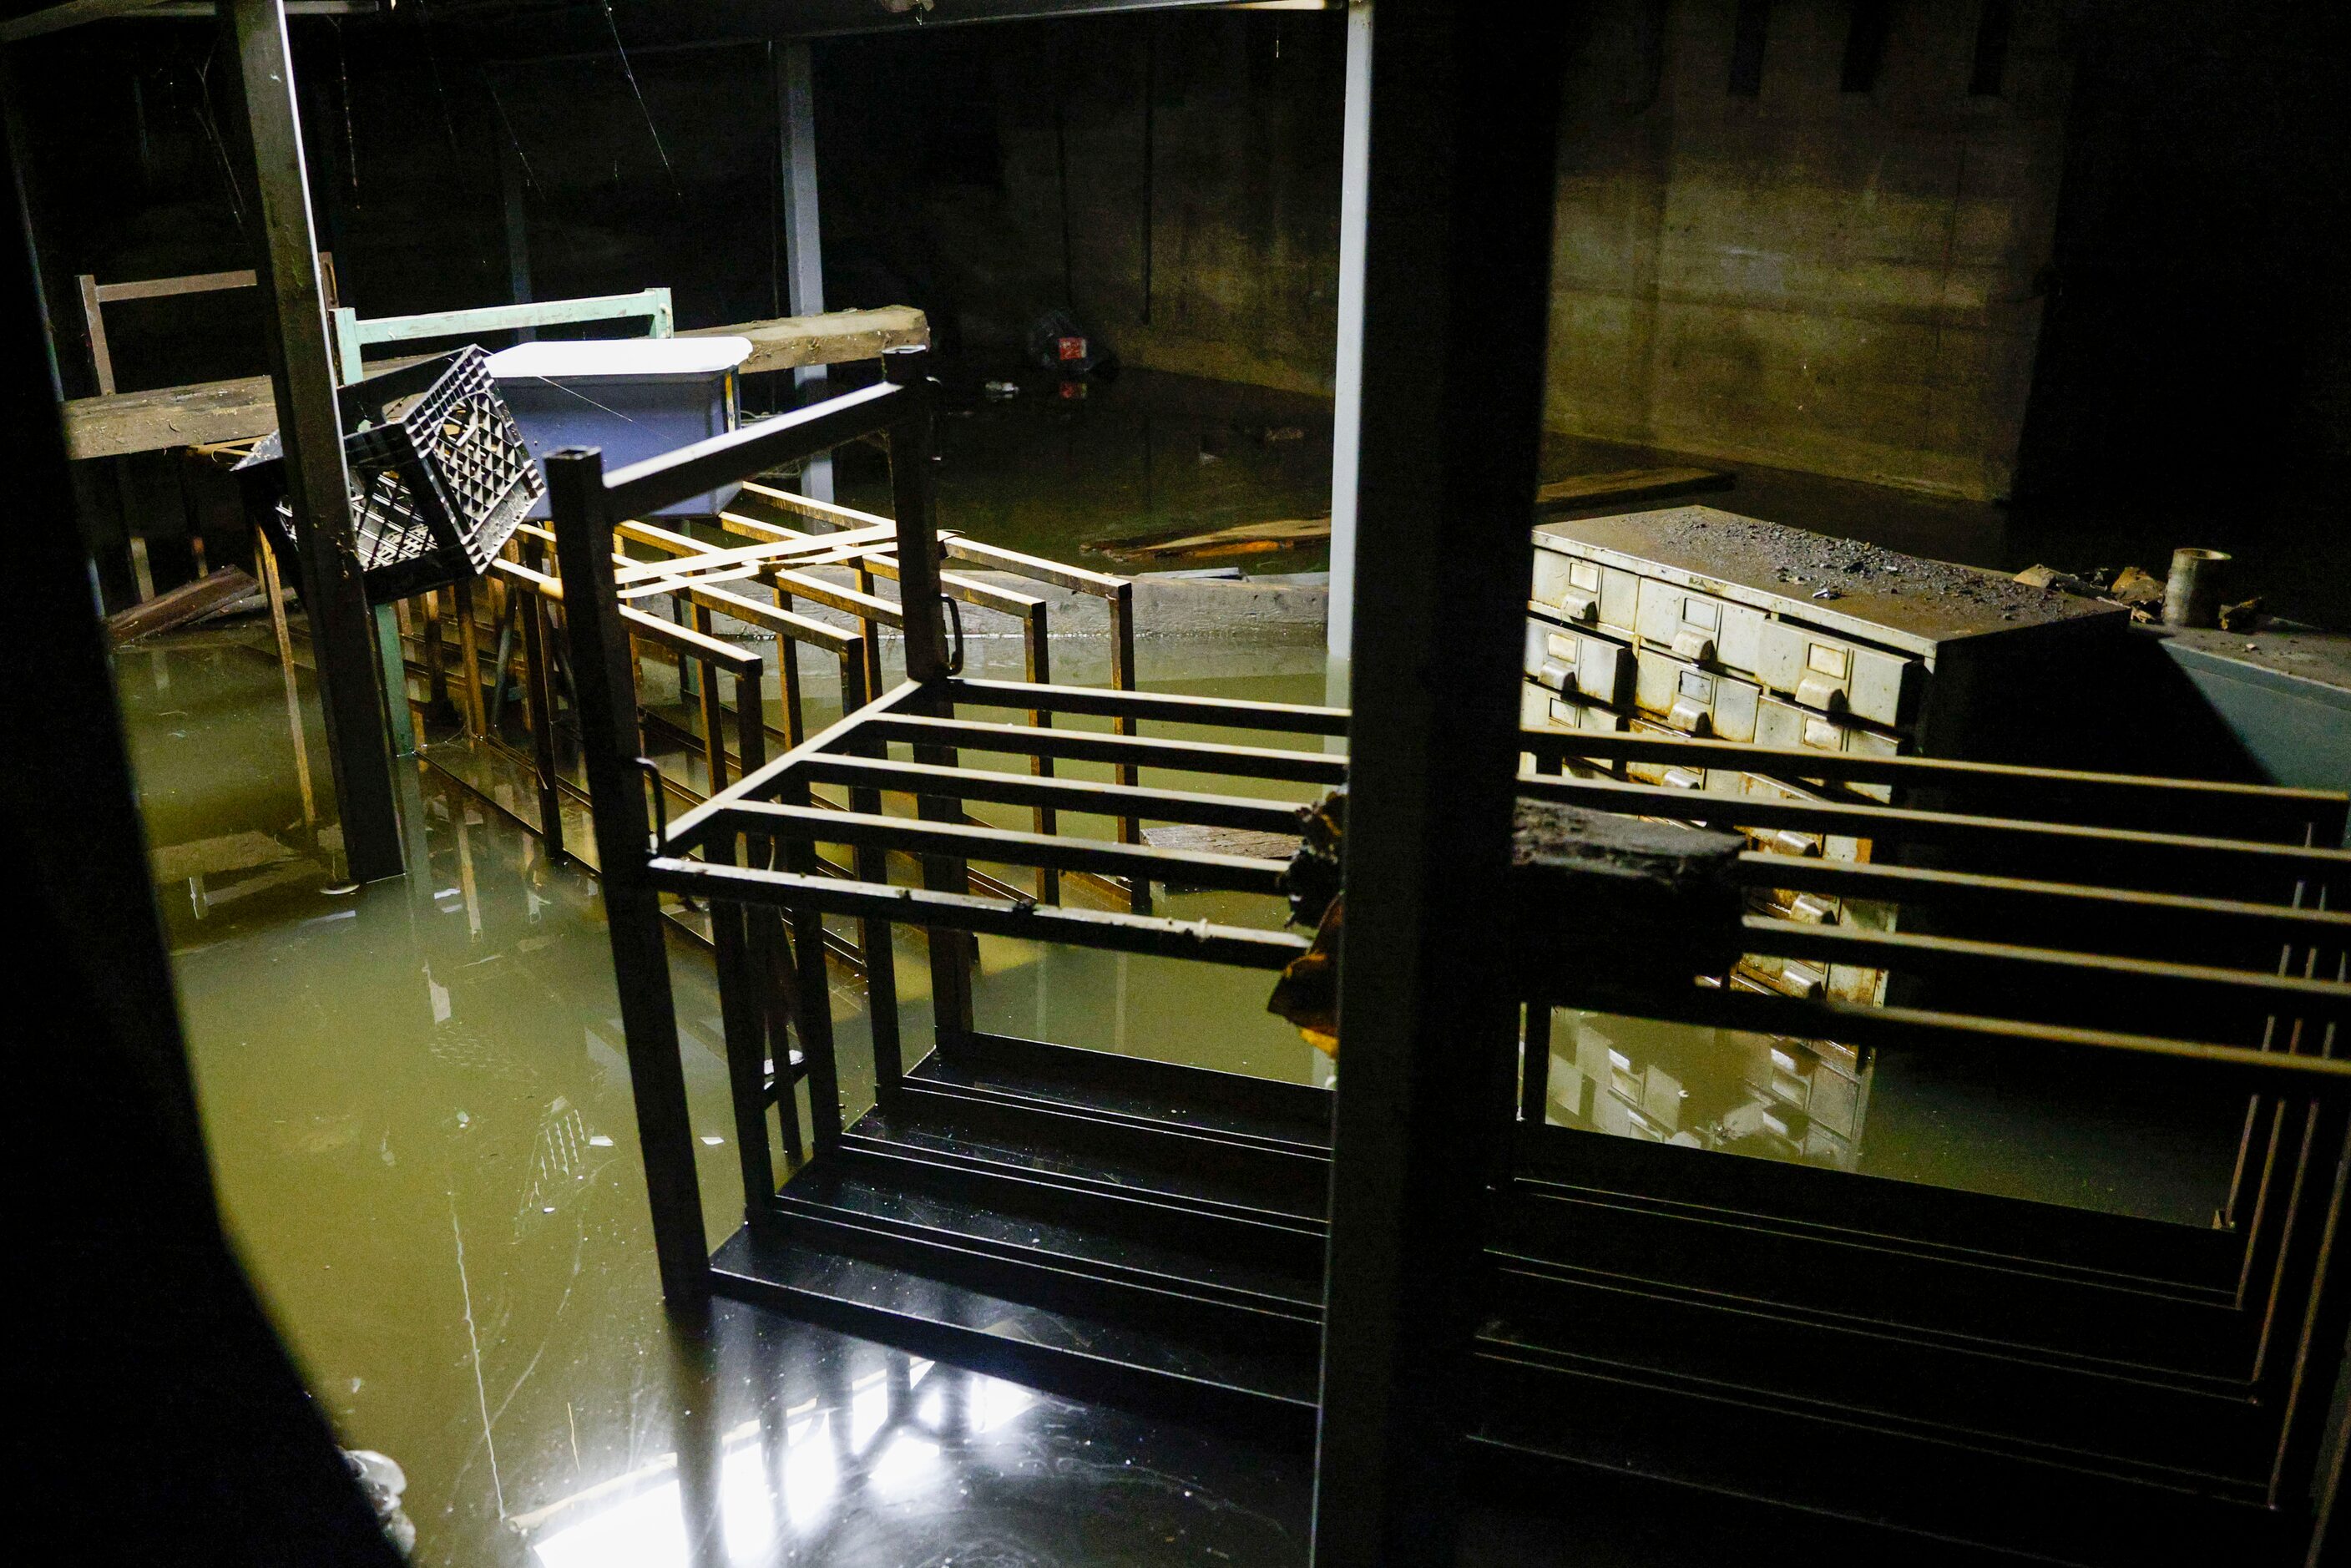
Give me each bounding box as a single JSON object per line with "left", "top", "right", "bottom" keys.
{"left": 1524, "top": 507, "right": 2130, "bottom": 1006}
{"left": 1540, "top": 1005, "right": 1870, "bottom": 1173}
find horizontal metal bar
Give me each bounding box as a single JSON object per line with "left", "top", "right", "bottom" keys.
{"left": 861, "top": 713, "right": 1349, "bottom": 784}
{"left": 605, "top": 521, "right": 865, "bottom": 655}
{"left": 796, "top": 755, "right": 1309, "bottom": 833}
{"left": 1522, "top": 729, "right": 2347, "bottom": 831}
{"left": 1658, "top": 987, "right": 2351, "bottom": 1100}
{"left": 727, "top": 483, "right": 1132, "bottom": 597}
{"left": 711, "top": 802, "right": 1292, "bottom": 894}
{"left": 944, "top": 677, "right": 1350, "bottom": 736}
{"left": 350, "top": 286, "right": 669, "bottom": 346}
{"left": 1740, "top": 915, "right": 2351, "bottom": 1021}
{"left": 1734, "top": 854, "right": 2351, "bottom": 944}
{"left": 660, "top": 680, "right": 928, "bottom": 852}
{"left": 491, "top": 559, "right": 761, "bottom": 673}
{"left": 857, "top": 553, "right": 1044, "bottom": 620}
{"left": 943, "top": 536, "right": 1130, "bottom": 597}
{"left": 650, "top": 859, "right": 1309, "bottom": 968}
{"left": 767, "top": 564, "right": 906, "bottom": 630}
{"left": 604, "top": 381, "right": 903, "bottom": 520}
{"left": 1518, "top": 771, "right": 2351, "bottom": 883}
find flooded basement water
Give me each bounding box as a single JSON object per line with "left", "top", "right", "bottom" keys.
{"left": 122, "top": 621, "right": 1329, "bottom": 1568}
{"left": 119, "top": 589, "right": 2242, "bottom": 1562}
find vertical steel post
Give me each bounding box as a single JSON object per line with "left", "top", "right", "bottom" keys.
{"left": 518, "top": 576, "right": 565, "bottom": 860}
{"left": 546, "top": 446, "right": 710, "bottom": 1313}
{"left": 1323, "top": 0, "right": 1373, "bottom": 677}
{"left": 1108, "top": 579, "right": 1147, "bottom": 913}
{"left": 224, "top": 0, "right": 403, "bottom": 882}
{"left": 1308, "top": 4, "right": 1569, "bottom": 1564}
{"left": 777, "top": 41, "right": 833, "bottom": 503}
{"left": 884, "top": 346, "right": 976, "bottom": 1046}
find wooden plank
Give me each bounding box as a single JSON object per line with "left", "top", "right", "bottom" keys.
{"left": 1090, "top": 516, "right": 1332, "bottom": 562}
{"left": 104, "top": 564, "right": 257, "bottom": 645}
{"left": 680, "top": 305, "right": 928, "bottom": 377}
{"left": 1, "top": 0, "right": 173, "bottom": 43}
{"left": 63, "top": 307, "right": 932, "bottom": 460}
{"left": 94, "top": 269, "right": 258, "bottom": 303}
{"left": 1533, "top": 463, "right": 1732, "bottom": 512}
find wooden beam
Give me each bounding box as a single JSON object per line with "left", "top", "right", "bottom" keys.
{"left": 104, "top": 564, "right": 257, "bottom": 645}
{"left": 60, "top": 306, "right": 931, "bottom": 459}
{"left": 0, "top": 0, "right": 171, "bottom": 43}
{"left": 679, "top": 305, "right": 927, "bottom": 377}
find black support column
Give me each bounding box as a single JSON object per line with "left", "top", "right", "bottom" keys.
{"left": 224, "top": 0, "right": 403, "bottom": 882}
{"left": 1309, "top": 3, "right": 1570, "bottom": 1564}
{"left": 548, "top": 447, "right": 712, "bottom": 1313}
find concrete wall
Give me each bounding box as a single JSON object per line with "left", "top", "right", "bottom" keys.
{"left": 816, "top": 13, "right": 1346, "bottom": 394}
{"left": 1545, "top": 0, "right": 2074, "bottom": 500}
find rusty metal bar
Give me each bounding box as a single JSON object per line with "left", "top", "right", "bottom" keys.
{"left": 718, "top": 802, "right": 1291, "bottom": 894}
{"left": 1519, "top": 770, "right": 2351, "bottom": 885}
{"left": 857, "top": 714, "right": 1348, "bottom": 786}
{"left": 793, "top": 756, "right": 1307, "bottom": 834}
{"left": 943, "top": 675, "right": 1349, "bottom": 735}
{"left": 648, "top": 857, "right": 1309, "bottom": 969}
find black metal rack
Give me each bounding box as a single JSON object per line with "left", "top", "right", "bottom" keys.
{"left": 544, "top": 349, "right": 2351, "bottom": 1565}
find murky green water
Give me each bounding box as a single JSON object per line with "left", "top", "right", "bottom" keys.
{"left": 123, "top": 619, "right": 1331, "bottom": 1566}
{"left": 117, "top": 475, "right": 2238, "bottom": 1563}
{"left": 838, "top": 367, "right": 1337, "bottom": 572}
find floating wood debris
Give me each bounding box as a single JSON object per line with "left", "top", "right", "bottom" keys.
{"left": 1089, "top": 516, "right": 1332, "bottom": 562}
{"left": 1532, "top": 464, "right": 1732, "bottom": 513}
{"left": 1087, "top": 467, "right": 1734, "bottom": 563}
{"left": 105, "top": 565, "right": 260, "bottom": 645}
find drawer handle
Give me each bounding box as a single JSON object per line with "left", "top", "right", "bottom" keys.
{"left": 1670, "top": 629, "right": 1716, "bottom": 663}
{"left": 1782, "top": 963, "right": 1828, "bottom": 1000}
{"left": 1794, "top": 672, "right": 1849, "bottom": 715}
{"left": 1537, "top": 659, "right": 1574, "bottom": 692}
{"left": 1760, "top": 828, "right": 1823, "bottom": 857}
{"left": 1800, "top": 716, "right": 1843, "bottom": 751}
{"left": 1665, "top": 766, "right": 1706, "bottom": 791}
{"left": 1666, "top": 698, "right": 1712, "bottom": 735}
{"left": 1788, "top": 893, "right": 1838, "bottom": 924}
{"left": 1555, "top": 586, "right": 1599, "bottom": 623}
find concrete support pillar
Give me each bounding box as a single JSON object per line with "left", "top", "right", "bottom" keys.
{"left": 1324, "top": 0, "right": 1372, "bottom": 686}
{"left": 778, "top": 41, "right": 833, "bottom": 503}
{"left": 1308, "top": 0, "right": 1567, "bottom": 1560}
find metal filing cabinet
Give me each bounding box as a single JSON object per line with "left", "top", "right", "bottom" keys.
{"left": 1524, "top": 508, "right": 2127, "bottom": 1168}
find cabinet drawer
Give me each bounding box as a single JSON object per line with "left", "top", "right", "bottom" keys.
{"left": 1738, "top": 771, "right": 1868, "bottom": 863}
{"left": 1524, "top": 616, "right": 1635, "bottom": 707}
{"left": 1756, "top": 696, "right": 1904, "bottom": 802}
{"left": 1737, "top": 953, "right": 1830, "bottom": 1001}
{"left": 1521, "top": 680, "right": 1626, "bottom": 777}
{"left": 1634, "top": 579, "right": 1769, "bottom": 675}
{"left": 1633, "top": 650, "right": 1762, "bottom": 742}
{"left": 1756, "top": 621, "right": 1920, "bottom": 730}
{"left": 1623, "top": 718, "right": 1734, "bottom": 793}
{"left": 1531, "top": 545, "right": 1640, "bottom": 636}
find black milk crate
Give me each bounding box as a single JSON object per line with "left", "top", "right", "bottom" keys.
{"left": 237, "top": 346, "right": 544, "bottom": 604}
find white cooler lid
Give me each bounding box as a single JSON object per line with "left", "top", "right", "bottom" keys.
{"left": 487, "top": 336, "right": 752, "bottom": 380}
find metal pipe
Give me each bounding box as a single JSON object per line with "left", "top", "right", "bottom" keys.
{"left": 2164, "top": 547, "right": 2233, "bottom": 629}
